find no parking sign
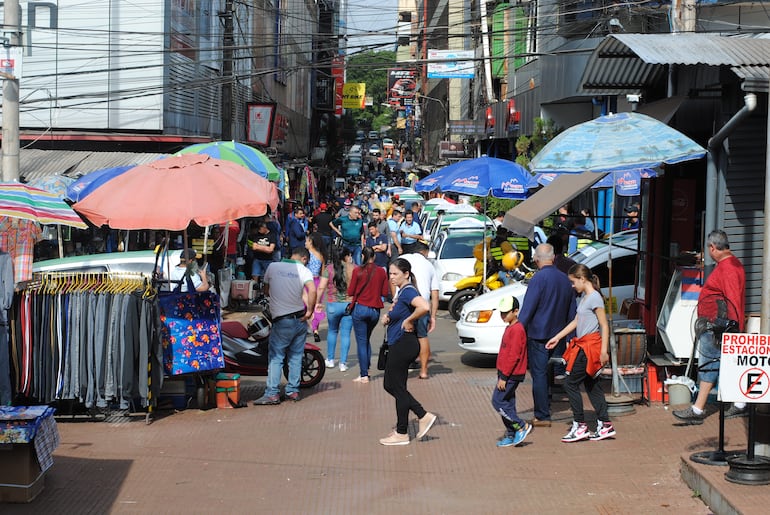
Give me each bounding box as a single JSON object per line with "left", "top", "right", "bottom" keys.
{"left": 719, "top": 333, "right": 770, "bottom": 402}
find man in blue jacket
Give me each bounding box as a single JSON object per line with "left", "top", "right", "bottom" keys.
{"left": 286, "top": 207, "right": 308, "bottom": 250}
{"left": 517, "top": 243, "right": 576, "bottom": 427}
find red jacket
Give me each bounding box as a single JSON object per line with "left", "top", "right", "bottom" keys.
{"left": 348, "top": 263, "right": 389, "bottom": 309}
{"left": 563, "top": 332, "right": 603, "bottom": 378}
{"left": 496, "top": 322, "right": 527, "bottom": 381}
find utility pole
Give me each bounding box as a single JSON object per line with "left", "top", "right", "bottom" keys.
{"left": 1, "top": 0, "right": 21, "bottom": 182}
{"left": 220, "top": 0, "right": 234, "bottom": 141}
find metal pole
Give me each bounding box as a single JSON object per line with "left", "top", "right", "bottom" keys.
{"left": 762, "top": 84, "right": 770, "bottom": 334}
{"left": 220, "top": 0, "right": 234, "bottom": 141}
{"left": 1, "top": 0, "right": 21, "bottom": 182}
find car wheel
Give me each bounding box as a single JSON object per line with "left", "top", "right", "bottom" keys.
{"left": 448, "top": 288, "right": 478, "bottom": 321}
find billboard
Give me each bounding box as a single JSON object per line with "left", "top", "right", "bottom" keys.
{"left": 342, "top": 83, "right": 366, "bottom": 109}
{"left": 246, "top": 104, "right": 276, "bottom": 146}
{"left": 427, "top": 49, "right": 475, "bottom": 79}
{"left": 388, "top": 68, "right": 417, "bottom": 107}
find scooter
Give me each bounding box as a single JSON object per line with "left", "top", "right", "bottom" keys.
{"left": 220, "top": 311, "right": 326, "bottom": 388}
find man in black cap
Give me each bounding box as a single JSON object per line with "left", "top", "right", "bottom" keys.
{"left": 621, "top": 204, "right": 640, "bottom": 231}
{"left": 167, "top": 248, "right": 209, "bottom": 292}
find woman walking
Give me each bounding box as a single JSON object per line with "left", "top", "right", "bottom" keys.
{"left": 323, "top": 248, "right": 355, "bottom": 371}
{"left": 305, "top": 233, "right": 328, "bottom": 342}
{"left": 547, "top": 264, "right": 616, "bottom": 442}
{"left": 348, "top": 247, "right": 390, "bottom": 383}
{"left": 379, "top": 258, "right": 436, "bottom": 446}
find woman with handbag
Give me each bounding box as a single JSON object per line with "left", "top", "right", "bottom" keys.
{"left": 323, "top": 248, "right": 355, "bottom": 371}
{"left": 379, "top": 258, "right": 436, "bottom": 446}
{"left": 348, "top": 247, "right": 390, "bottom": 383}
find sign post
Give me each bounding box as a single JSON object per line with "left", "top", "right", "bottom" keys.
{"left": 718, "top": 332, "right": 770, "bottom": 485}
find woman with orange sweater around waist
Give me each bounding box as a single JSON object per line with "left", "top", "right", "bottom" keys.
{"left": 547, "top": 263, "right": 616, "bottom": 443}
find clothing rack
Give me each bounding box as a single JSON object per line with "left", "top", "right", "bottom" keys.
{"left": 9, "top": 272, "right": 162, "bottom": 410}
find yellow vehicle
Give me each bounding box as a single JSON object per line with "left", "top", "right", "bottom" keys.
{"left": 447, "top": 243, "right": 529, "bottom": 321}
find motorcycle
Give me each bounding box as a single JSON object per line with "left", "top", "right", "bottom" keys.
{"left": 447, "top": 250, "right": 532, "bottom": 321}
{"left": 220, "top": 311, "right": 326, "bottom": 389}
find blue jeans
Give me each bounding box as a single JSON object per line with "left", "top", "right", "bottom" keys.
{"left": 343, "top": 243, "right": 362, "bottom": 265}
{"left": 697, "top": 331, "right": 720, "bottom": 383}
{"left": 352, "top": 304, "right": 380, "bottom": 377}
{"left": 528, "top": 338, "right": 553, "bottom": 421}
{"left": 251, "top": 259, "right": 273, "bottom": 279}
{"left": 266, "top": 317, "right": 307, "bottom": 396}
{"left": 326, "top": 301, "right": 353, "bottom": 364}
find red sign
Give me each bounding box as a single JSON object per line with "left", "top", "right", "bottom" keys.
{"left": 332, "top": 56, "right": 345, "bottom": 116}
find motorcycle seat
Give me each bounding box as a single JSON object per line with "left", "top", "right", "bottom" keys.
{"left": 221, "top": 320, "right": 250, "bottom": 339}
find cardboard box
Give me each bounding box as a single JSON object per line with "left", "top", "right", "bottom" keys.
{"left": 0, "top": 444, "right": 46, "bottom": 503}
{"left": 216, "top": 373, "right": 241, "bottom": 409}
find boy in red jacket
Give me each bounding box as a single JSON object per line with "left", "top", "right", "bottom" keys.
{"left": 492, "top": 296, "right": 532, "bottom": 447}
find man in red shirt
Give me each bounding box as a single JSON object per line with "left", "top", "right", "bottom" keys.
{"left": 674, "top": 229, "right": 746, "bottom": 424}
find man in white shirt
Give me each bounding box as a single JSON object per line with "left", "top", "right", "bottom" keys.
{"left": 402, "top": 240, "right": 439, "bottom": 379}
{"left": 167, "top": 249, "right": 209, "bottom": 292}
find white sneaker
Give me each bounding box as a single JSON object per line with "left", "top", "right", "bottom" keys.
{"left": 338, "top": 362, "right": 348, "bottom": 372}
{"left": 325, "top": 359, "right": 335, "bottom": 368}
{"left": 561, "top": 421, "right": 590, "bottom": 443}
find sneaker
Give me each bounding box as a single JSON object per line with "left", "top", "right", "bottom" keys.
{"left": 285, "top": 392, "right": 300, "bottom": 402}
{"left": 379, "top": 431, "right": 410, "bottom": 446}
{"left": 496, "top": 435, "right": 516, "bottom": 448}
{"left": 338, "top": 363, "right": 349, "bottom": 372}
{"left": 561, "top": 421, "right": 590, "bottom": 443}
{"left": 548, "top": 357, "right": 566, "bottom": 367}
{"left": 725, "top": 405, "right": 748, "bottom": 419}
{"left": 325, "top": 359, "right": 335, "bottom": 369}
{"left": 253, "top": 394, "right": 281, "bottom": 405}
{"left": 513, "top": 422, "right": 532, "bottom": 446}
{"left": 417, "top": 412, "right": 437, "bottom": 439}
{"left": 352, "top": 376, "right": 369, "bottom": 383}
{"left": 590, "top": 421, "right": 616, "bottom": 441}
{"left": 673, "top": 406, "right": 706, "bottom": 425}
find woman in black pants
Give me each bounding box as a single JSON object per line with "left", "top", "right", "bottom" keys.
{"left": 379, "top": 258, "right": 436, "bottom": 446}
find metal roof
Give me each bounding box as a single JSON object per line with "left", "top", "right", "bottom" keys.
{"left": 11, "top": 149, "right": 168, "bottom": 182}
{"left": 581, "top": 33, "right": 770, "bottom": 94}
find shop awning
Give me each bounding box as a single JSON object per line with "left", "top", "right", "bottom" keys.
{"left": 501, "top": 171, "right": 607, "bottom": 239}
{"left": 581, "top": 33, "right": 770, "bottom": 95}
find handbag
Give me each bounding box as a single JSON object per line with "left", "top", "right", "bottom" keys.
{"left": 344, "top": 265, "right": 374, "bottom": 316}
{"left": 377, "top": 338, "right": 389, "bottom": 370}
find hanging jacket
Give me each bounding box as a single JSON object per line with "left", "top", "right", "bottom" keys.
{"left": 562, "top": 332, "right": 603, "bottom": 378}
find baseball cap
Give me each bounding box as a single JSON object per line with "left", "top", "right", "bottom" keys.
{"left": 624, "top": 204, "right": 639, "bottom": 213}
{"left": 180, "top": 248, "right": 202, "bottom": 261}
{"left": 344, "top": 199, "right": 352, "bottom": 206}
{"left": 498, "top": 296, "right": 520, "bottom": 313}
{"left": 320, "top": 202, "right": 328, "bottom": 210}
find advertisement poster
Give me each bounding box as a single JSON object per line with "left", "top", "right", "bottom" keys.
{"left": 387, "top": 68, "right": 417, "bottom": 107}
{"left": 342, "top": 83, "right": 366, "bottom": 109}
{"left": 246, "top": 103, "right": 275, "bottom": 146}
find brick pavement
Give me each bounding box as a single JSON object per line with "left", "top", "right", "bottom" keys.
{"left": 4, "top": 361, "right": 764, "bottom": 514}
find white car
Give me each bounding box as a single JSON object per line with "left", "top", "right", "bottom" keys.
{"left": 33, "top": 250, "right": 182, "bottom": 275}
{"left": 428, "top": 220, "right": 488, "bottom": 301}
{"left": 457, "top": 232, "right": 638, "bottom": 354}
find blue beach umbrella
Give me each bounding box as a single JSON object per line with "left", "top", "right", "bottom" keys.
{"left": 534, "top": 168, "right": 658, "bottom": 197}
{"left": 415, "top": 156, "right": 532, "bottom": 199}
{"left": 66, "top": 165, "right": 135, "bottom": 203}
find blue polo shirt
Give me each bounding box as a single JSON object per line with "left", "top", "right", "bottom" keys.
{"left": 517, "top": 265, "right": 576, "bottom": 340}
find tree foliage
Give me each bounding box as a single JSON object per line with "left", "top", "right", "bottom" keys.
{"left": 345, "top": 50, "right": 396, "bottom": 135}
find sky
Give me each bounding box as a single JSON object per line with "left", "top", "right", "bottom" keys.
{"left": 346, "top": 0, "right": 399, "bottom": 53}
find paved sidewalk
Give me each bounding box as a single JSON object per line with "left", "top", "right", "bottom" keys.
{"left": 4, "top": 363, "right": 765, "bottom": 514}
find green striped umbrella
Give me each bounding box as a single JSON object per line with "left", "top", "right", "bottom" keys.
{"left": 175, "top": 141, "right": 280, "bottom": 181}
{"left": 0, "top": 182, "right": 87, "bottom": 228}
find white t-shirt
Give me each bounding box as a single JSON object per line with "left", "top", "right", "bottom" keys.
{"left": 263, "top": 259, "right": 314, "bottom": 318}
{"left": 402, "top": 252, "right": 438, "bottom": 301}
{"left": 168, "top": 264, "right": 202, "bottom": 292}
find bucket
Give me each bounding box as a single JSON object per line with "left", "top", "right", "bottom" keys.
{"left": 668, "top": 383, "right": 692, "bottom": 407}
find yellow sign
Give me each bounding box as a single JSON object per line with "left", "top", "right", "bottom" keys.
{"left": 342, "top": 83, "right": 366, "bottom": 109}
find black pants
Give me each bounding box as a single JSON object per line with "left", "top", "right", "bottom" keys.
{"left": 564, "top": 349, "right": 609, "bottom": 423}
{"left": 383, "top": 332, "right": 426, "bottom": 434}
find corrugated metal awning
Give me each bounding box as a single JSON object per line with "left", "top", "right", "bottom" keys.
{"left": 581, "top": 33, "right": 770, "bottom": 95}
{"left": 14, "top": 149, "right": 167, "bottom": 182}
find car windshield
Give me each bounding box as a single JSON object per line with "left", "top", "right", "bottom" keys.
{"left": 440, "top": 233, "right": 483, "bottom": 259}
